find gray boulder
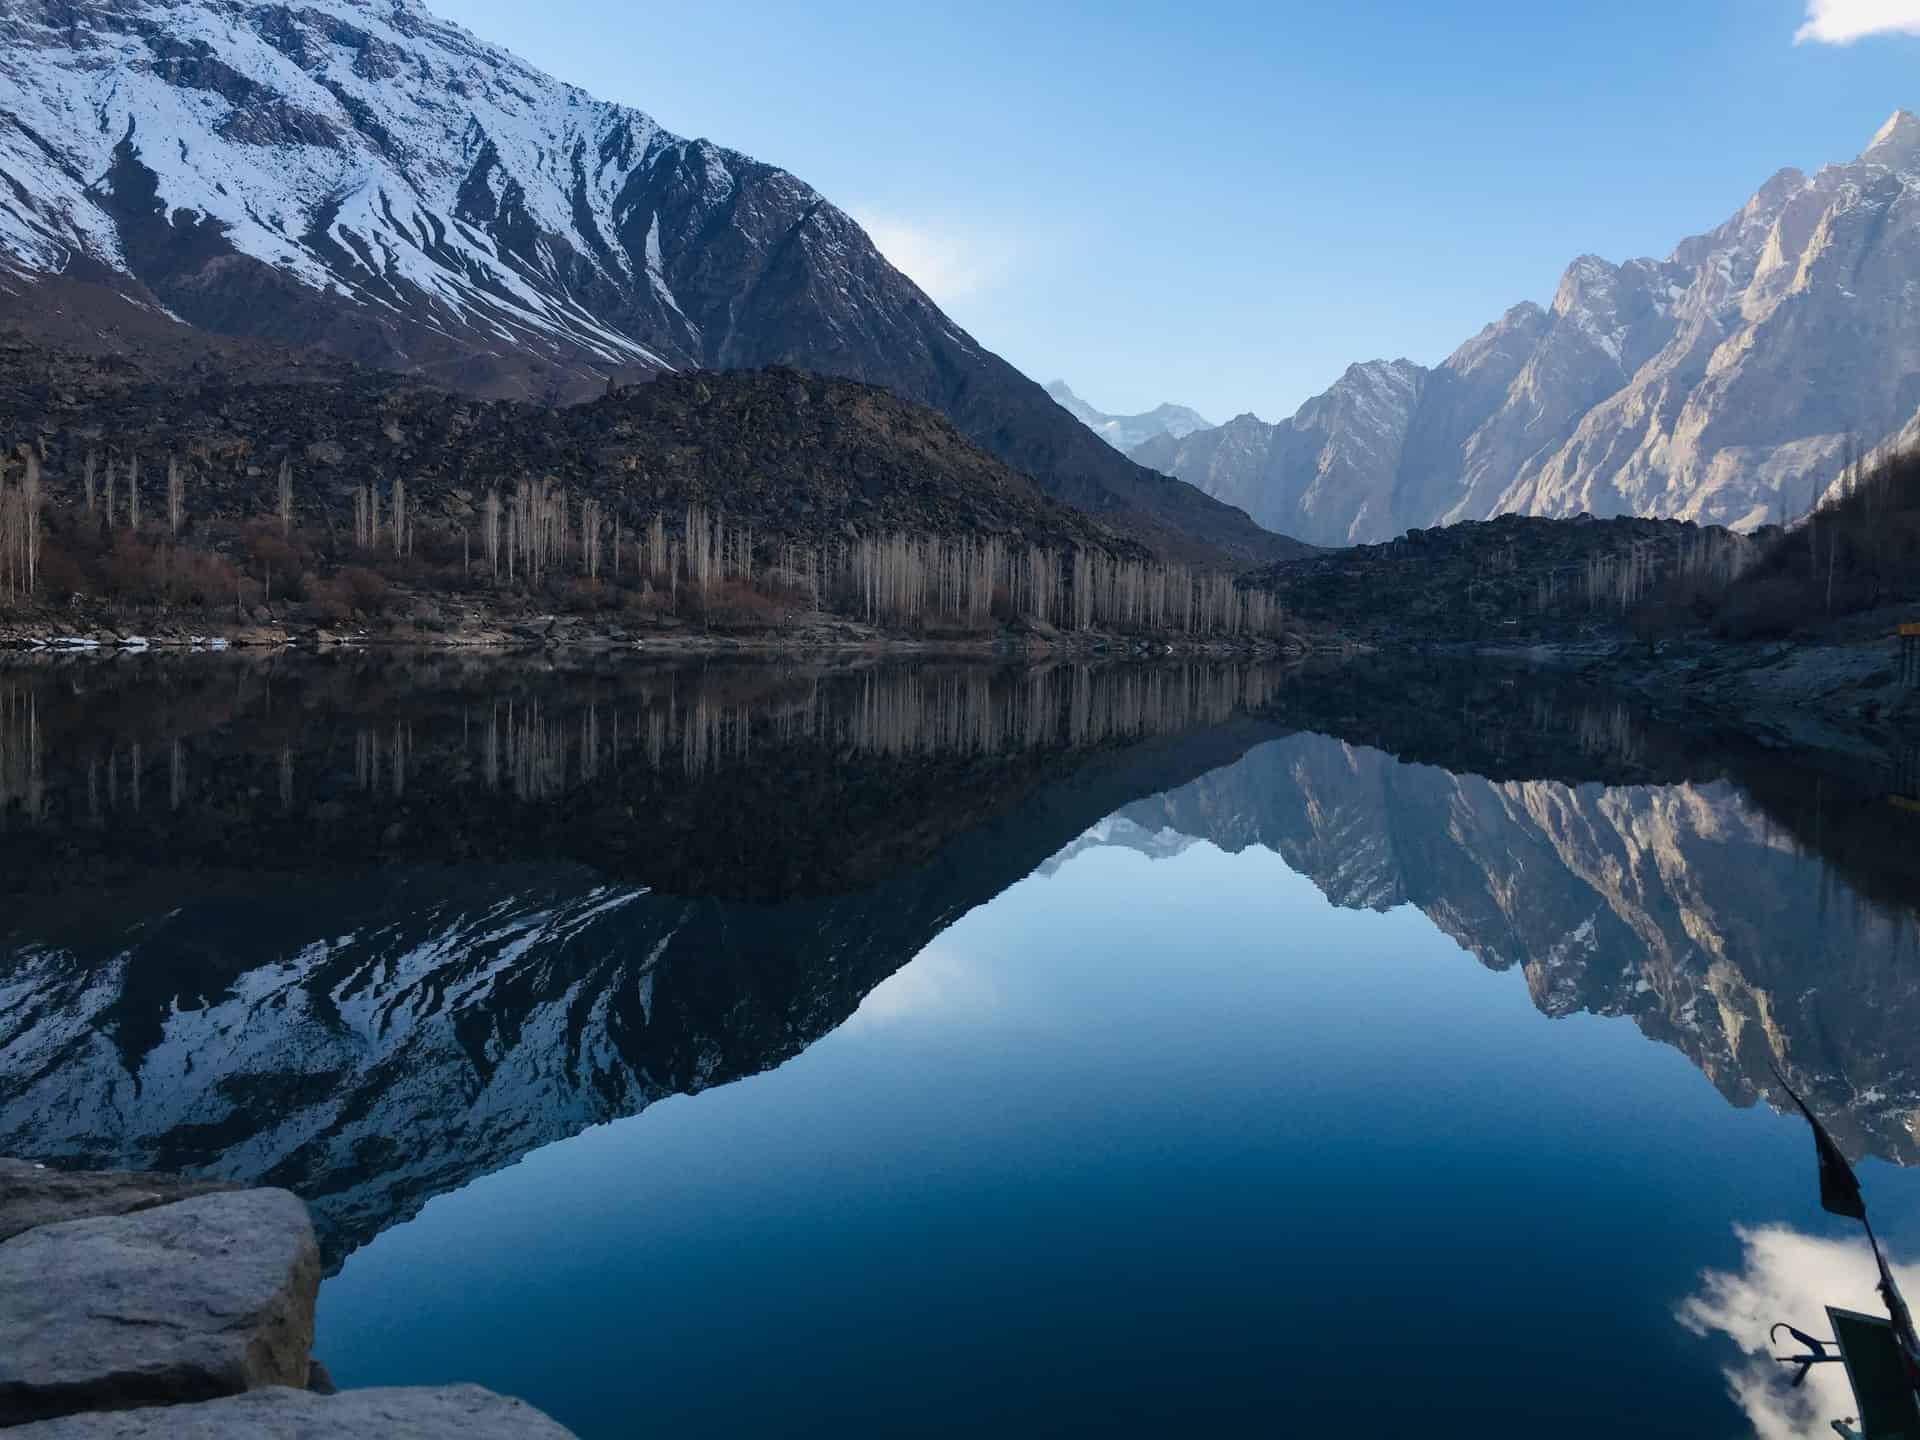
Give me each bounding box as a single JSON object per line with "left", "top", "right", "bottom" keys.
{"left": 0, "top": 1159, "right": 239, "bottom": 1243}
{"left": 4, "top": 1385, "right": 578, "bottom": 1437}
{"left": 0, "top": 1190, "right": 320, "bottom": 1425}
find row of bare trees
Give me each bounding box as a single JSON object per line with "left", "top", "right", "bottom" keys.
{"left": 351, "top": 477, "right": 411, "bottom": 556}
{"left": 460, "top": 483, "right": 1295, "bottom": 636}
{"left": 1525, "top": 527, "right": 1759, "bottom": 616}
{"left": 430, "top": 661, "right": 1303, "bottom": 795}
{"left": 3, "top": 446, "right": 308, "bottom": 607}
{"left": 2, "top": 441, "right": 1291, "bottom": 638}
{"left": 0, "top": 452, "right": 42, "bottom": 603}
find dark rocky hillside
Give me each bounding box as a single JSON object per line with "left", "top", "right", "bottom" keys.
{"left": 1245, "top": 512, "right": 1764, "bottom": 645}
{"left": 0, "top": 332, "right": 1136, "bottom": 558}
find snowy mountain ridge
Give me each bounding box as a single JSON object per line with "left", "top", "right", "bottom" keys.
{"left": 0, "top": 0, "right": 688, "bottom": 371}
{"left": 1045, "top": 381, "right": 1213, "bottom": 453}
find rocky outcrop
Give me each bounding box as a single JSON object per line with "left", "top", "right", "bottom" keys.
{"left": 0, "top": 1163, "right": 573, "bottom": 1435}
{"left": 1241, "top": 510, "right": 1761, "bottom": 646}
{"left": 0, "top": 1189, "right": 320, "bottom": 1425}
{"left": 0, "top": 1158, "right": 238, "bottom": 1243}
{"left": 8, "top": 1385, "right": 577, "bottom": 1438}
{"left": 1139, "top": 113, "right": 1920, "bottom": 544}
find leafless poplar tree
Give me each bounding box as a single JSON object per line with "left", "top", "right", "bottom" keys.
{"left": 166, "top": 456, "right": 186, "bottom": 539}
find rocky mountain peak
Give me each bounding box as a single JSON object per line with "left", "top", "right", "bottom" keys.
{"left": 1864, "top": 108, "right": 1920, "bottom": 170}
{"left": 1550, "top": 254, "right": 1620, "bottom": 313}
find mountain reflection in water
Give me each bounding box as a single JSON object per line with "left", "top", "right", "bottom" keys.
{"left": 1, "top": 656, "right": 1917, "bottom": 1411}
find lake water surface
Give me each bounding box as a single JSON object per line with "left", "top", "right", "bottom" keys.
{"left": 2, "top": 653, "right": 1917, "bottom": 1437}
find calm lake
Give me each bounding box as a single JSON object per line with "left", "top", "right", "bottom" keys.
{"left": 2, "top": 653, "right": 1918, "bottom": 1437}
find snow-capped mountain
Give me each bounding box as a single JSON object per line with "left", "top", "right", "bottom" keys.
{"left": 0, "top": 865, "right": 916, "bottom": 1268}
{"left": 1135, "top": 112, "right": 1920, "bottom": 545}
{"left": 1045, "top": 381, "right": 1213, "bottom": 453}
{"left": 1036, "top": 815, "right": 1199, "bottom": 875}
{"left": 0, "top": 0, "right": 1287, "bottom": 564}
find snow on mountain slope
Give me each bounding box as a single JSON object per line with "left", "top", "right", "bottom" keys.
{"left": 0, "top": 0, "right": 680, "bottom": 373}
{"left": 0, "top": 0, "right": 1296, "bottom": 564}
{"left": 0, "top": 864, "right": 916, "bottom": 1268}
{"left": 1045, "top": 381, "right": 1213, "bottom": 453}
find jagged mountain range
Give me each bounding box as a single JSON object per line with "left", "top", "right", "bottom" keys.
{"left": 0, "top": 0, "right": 1290, "bottom": 564}
{"left": 1045, "top": 381, "right": 1212, "bottom": 453}
{"left": 1135, "top": 112, "right": 1920, "bottom": 546}
{"left": 1090, "top": 736, "right": 1920, "bottom": 1165}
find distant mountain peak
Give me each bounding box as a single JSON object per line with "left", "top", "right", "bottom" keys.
{"left": 1046, "top": 380, "right": 1214, "bottom": 453}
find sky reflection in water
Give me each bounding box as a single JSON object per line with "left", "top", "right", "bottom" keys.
{"left": 316, "top": 833, "right": 1916, "bottom": 1438}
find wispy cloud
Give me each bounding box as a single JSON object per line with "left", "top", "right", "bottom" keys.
{"left": 1677, "top": 1224, "right": 1920, "bottom": 1438}
{"left": 851, "top": 211, "right": 1013, "bottom": 307}
{"left": 844, "top": 946, "right": 1000, "bottom": 1030}
{"left": 1795, "top": 0, "right": 1920, "bottom": 44}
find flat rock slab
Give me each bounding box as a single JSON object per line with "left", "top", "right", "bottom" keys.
{"left": 0, "top": 1190, "right": 320, "bottom": 1425}
{"left": 0, "top": 1159, "right": 239, "bottom": 1243}
{"left": 6, "top": 1384, "right": 579, "bottom": 1437}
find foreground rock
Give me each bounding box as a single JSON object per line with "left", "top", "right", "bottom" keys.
{"left": 6, "top": 1385, "right": 576, "bottom": 1437}
{"left": 0, "top": 1190, "right": 319, "bottom": 1424}
{"left": 0, "top": 1159, "right": 239, "bottom": 1244}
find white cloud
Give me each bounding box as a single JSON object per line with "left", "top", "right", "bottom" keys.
{"left": 845, "top": 946, "right": 999, "bottom": 1029}
{"left": 851, "top": 212, "right": 1012, "bottom": 306}
{"left": 1795, "top": 0, "right": 1920, "bottom": 44}
{"left": 1677, "top": 1224, "right": 1920, "bottom": 1437}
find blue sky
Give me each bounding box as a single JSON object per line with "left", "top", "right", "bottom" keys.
{"left": 435, "top": 0, "right": 1920, "bottom": 423}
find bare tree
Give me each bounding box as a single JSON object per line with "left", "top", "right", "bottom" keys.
{"left": 391, "top": 476, "right": 408, "bottom": 557}
{"left": 483, "top": 489, "right": 502, "bottom": 577}
{"left": 166, "top": 456, "right": 186, "bottom": 539}
{"left": 23, "top": 452, "right": 40, "bottom": 597}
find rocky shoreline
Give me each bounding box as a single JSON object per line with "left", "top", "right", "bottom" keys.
{"left": 0, "top": 603, "right": 1310, "bottom": 661}
{"left": 0, "top": 1160, "right": 573, "bottom": 1436}
{"left": 1453, "top": 624, "right": 1920, "bottom": 757}
{"left": 4, "top": 602, "right": 1910, "bottom": 755}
